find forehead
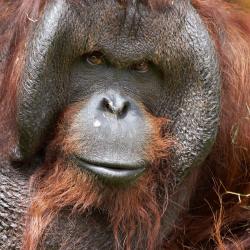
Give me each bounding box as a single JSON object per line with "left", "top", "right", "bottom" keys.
{"left": 66, "top": 0, "right": 193, "bottom": 63}
{"left": 75, "top": 0, "right": 189, "bottom": 36}
{"left": 77, "top": 0, "right": 172, "bottom": 13}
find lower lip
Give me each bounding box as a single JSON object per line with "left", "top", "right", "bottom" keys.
{"left": 74, "top": 158, "right": 145, "bottom": 182}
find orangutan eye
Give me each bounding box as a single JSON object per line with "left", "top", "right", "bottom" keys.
{"left": 132, "top": 61, "right": 149, "bottom": 73}
{"left": 86, "top": 52, "right": 105, "bottom": 65}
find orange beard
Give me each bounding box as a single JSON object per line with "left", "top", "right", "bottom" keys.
{"left": 22, "top": 114, "right": 174, "bottom": 250}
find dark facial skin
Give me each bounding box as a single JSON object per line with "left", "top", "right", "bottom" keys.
{"left": 14, "top": 0, "right": 220, "bottom": 247}
{"left": 68, "top": 56, "right": 164, "bottom": 183}
{"left": 18, "top": 0, "right": 220, "bottom": 177}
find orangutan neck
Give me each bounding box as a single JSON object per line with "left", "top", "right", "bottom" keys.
{"left": 0, "top": 160, "right": 122, "bottom": 249}
{"left": 0, "top": 160, "right": 29, "bottom": 249}
{"left": 0, "top": 159, "right": 199, "bottom": 250}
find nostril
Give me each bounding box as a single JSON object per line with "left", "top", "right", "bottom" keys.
{"left": 118, "top": 101, "right": 130, "bottom": 117}
{"left": 101, "top": 97, "right": 130, "bottom": 118}
{"left": 102, "top": 98, "right": 113, "bottom": 113}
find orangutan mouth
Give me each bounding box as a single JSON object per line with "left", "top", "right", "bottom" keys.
{"left": 74, "top": 156, "right": 146, "bottom": 182}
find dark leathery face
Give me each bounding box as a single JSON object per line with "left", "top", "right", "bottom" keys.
{"left": 17, "top": 0, "right": 220, "bottom": 185}
{"left": 67, "top": 57, "right": 166, "bottom": 183}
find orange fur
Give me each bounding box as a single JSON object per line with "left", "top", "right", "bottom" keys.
{"left": 22, "top": 109, "right": 173, "bottom": 250}
{"left": 0, "top": 0, "right": 249, "bottom": 249}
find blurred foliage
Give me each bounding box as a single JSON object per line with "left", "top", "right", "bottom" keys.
{"left": 228, "top": 0, "right": 250, "bottom": 8}
{"left": 238, "top": 0, "right": 250, "bottom": 8}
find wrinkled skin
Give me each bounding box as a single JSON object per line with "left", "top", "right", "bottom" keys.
{"left": 0, "top": 0, "right": 220, "bottom": 249}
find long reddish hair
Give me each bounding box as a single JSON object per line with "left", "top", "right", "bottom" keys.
{"left": 0, "top": 0, "right": 250, "bottom": 249}
{"left": 168, "top": 1, "right": 250, "bottom": 249}
{"left": 22, "top": 107, "right": 174, "bottom": 250}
